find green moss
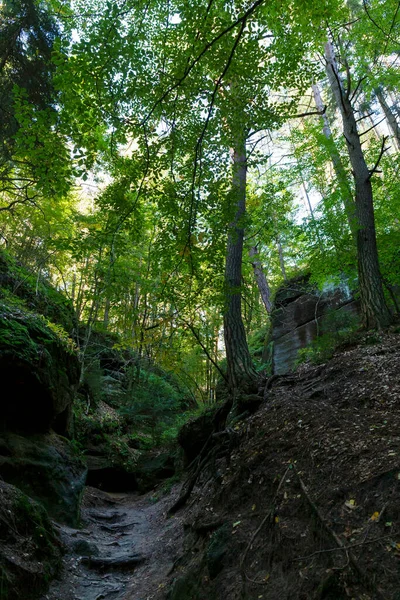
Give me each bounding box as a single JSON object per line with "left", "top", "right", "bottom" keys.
{"left": 0, "top": 249, "right": 74, "bottom": 332}
{"left": 13, "top": 494, "right": 60, "bottom": 559}
{"left": 0, "top": 482, "right": 62, "bottom": 600}
{"left": 0, "top": 303, "right": 76, "bottom": 363}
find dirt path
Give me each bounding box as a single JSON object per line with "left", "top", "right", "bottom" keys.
{"left": 42, "top": 486, "right": 184, "bottom": 600}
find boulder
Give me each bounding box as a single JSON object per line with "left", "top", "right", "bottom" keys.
{"left": 0, "top": 432, "right": 86, "bottom": 527}
{"left": 0, "top": 479, "right": 62, "bottom": 600}
{"left": 0, "top": 304, "right": 80, "bottom": 436}
{"left": 85, "top": 453, "right": 138, "bottom": 492}
{"left": 178, "top": 409, "right": 217, "bottom": 465}
{"left": 135, "top": 450, "right": 176, "bottom": 492}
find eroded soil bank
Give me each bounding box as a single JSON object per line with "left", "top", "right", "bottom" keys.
{"left": 44, "top": 331, "right": 400, "bottom": 600}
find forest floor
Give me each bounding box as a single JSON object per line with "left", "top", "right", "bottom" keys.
{"left": 41, "top": 485, "right": 185, "bottom": 600}
{"left": 43, "top": 330, "right": 400, "bottom": 600}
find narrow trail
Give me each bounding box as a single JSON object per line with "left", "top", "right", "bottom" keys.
{"left": 42, "top": 486, "right": 184, "bottom": 600}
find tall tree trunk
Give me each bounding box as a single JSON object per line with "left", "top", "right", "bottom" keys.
{"left": 249, "top": 246, "right": 272, "bottom": 314}
{"left": 103, "top": 296, "right": 111, "bottom": 329}
{"left": 312, "top": 83, "right": 357, "bottom": 238}
{"left": 375, "top": 87, "right": 400, "bottom": 150}
{"left": 276, "top": 234, "right": 287, "bottom": 281}
{"left": 224, "top": 132, "right": 257, "bottom": 396}
{"left": 388, "top": 90, "right": 400, "bottom": 119}
{"left": 325, "top": 41, "right": 391, "bottom": 329}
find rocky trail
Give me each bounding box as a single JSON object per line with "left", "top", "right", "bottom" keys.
{"left": 42, "top": 486, "right": 183, "bottom": 600}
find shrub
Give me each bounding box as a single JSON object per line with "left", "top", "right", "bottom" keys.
{"left": 296, "top": 308, "right": 359, "bottom": 365}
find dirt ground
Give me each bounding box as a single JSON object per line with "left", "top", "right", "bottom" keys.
{"left": 42, "top": 331, "right": 400, "bottom": 600}
{"left": 156, "top": 331, "right": 400, "bottom": 600}
{"left": 41, "top": 486, "right": 185, "bottom": 600}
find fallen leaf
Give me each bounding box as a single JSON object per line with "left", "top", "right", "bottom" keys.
{"left": 233, "top": 521, "right": 241, "bottom": 528}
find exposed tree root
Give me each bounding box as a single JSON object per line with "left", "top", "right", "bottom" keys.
{"left": 293, "top": 465, "right": 386, "bottom": 600}
{"left": 240, "top": 464, "right": 291, "bottom": 585}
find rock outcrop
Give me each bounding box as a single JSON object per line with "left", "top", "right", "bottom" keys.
{"left": 0, "top": 304, "right": 79, "bottom": 436}
{"left": 271, "top": 275, "right": 359, "bottom": 374}
{"left": 0, "top": 480, "right": 62, "bottom": 600}
{"left": 0, "top": 432, "right": 86, "bottom": 527}
{"left": 0, "top": 251, "right": 86, "bottom": 531}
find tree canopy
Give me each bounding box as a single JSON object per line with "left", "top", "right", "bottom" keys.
{"left": 1, "top": 0, "right": 400, "bottom": 402}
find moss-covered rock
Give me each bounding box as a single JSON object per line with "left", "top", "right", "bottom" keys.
{"left": 0, "top": 432, "right": 86, "bottom": 526}
{"left": 0, "top": 304, "right": 79, "bottom": 435}
{"left": 135, "top": 450, "right": 176, "bottom": 492}
{"left": 206, "top": 523, "right": 230, "bottom": 579}
{"left": 167, "top": 569, "right": 212, "bottom": 600}
{"left": 0, "top": 480, "right": 62, "bottom": 600}
{"left": 0, "top": 250, "right": 75, "bottom": 332}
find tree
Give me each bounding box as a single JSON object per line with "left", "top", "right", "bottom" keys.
{"left": 324, "top": 39, "right": 392, "bottom": 328}
{"left": 0, "top": 0, "right": 71, "bottom": 207}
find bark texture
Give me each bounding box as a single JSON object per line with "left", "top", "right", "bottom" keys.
{"left": 224, "top": 135, "right": 257, "bottom": 394}
{"left": 375, "top": 87, "right": 400, "bottom": 150}
{"left": 249, "top": 246, "right": 272, "bottom": 314}
{"left": 324, "top": 41, "right": 391, "bottom": 329}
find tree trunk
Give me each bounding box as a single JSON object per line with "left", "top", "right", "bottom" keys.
{"left": 249, "top": 246, "right": 272, "bottom": 314}
{"left": 103, "top": 296, "right": 111, "bottom": 329}
{"left": 375, "top": 87, "right": 400, "bottom": 150}
{"left": 324, "top": 41, "right": 391, "bottom": 329}
{"left": 224, "top": 132, "right": 257, "bottom": 396}
{"left": 312, "top": 82, "right": 357, "bottom": 238}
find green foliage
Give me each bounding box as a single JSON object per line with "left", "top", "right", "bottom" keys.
{"left": 0, "top": 249, "right": 75, "bottom": 331}
{"left": 296, "top": 309, "right": 360, "bottom": 365}
{"left": 121, "top": 371, "right": 186, "bottom": 444}
{"left": 0, "top": 302, "right": 76, "bottom": 364}
{"left": 1, "top": 0, "right": 400, "bottom": 430}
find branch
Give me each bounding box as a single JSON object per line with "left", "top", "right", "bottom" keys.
{"left": 359, "top": 116, "right": 386, "bottom": 137}
{"left": 368, "top": 135, "right": 390, "bottom": 180}
{"left": 185, "top": 18, "right": 248, "bottom": 263}
{"left": 293, "top": 533, "right": 395, "bottom": 561}
{"left": 362, "top": 0, "right": 399, "bottom": 45}
{"left": 383, "top": 0, "right": 400, "bottom": 56}
{"left": 140, "top": 0, "right": 266, "bottom": 125}
{"left": 349, "top": 76, "right": 368, "bottom": 103}
{"left": 285, "top": 107, "right": 327, "bottom": 120}
{"left": 182, "top": 319, "right": 228, "bottom": 383}
{"left": 355, "top": 111, "right": 375, "bottom": 123}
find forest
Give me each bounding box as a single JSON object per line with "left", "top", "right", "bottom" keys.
{"left": 2, "top": 1, "right": 400, "bottom": 599}
{"left": 2, "top": 0, "right": 400, "bottom": 403}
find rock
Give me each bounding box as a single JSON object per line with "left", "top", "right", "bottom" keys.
{"left": 71, "top": 539, "right": 99, "bottom": 557}
{"left": 271, "top": 275, "right": 359, "bottom": 374}
{"left": 0, "top": 432, "right": 87, "bottom": 527}
{"left": 85, "top": 451, "right": 138, "bottom": 492}
{"left": 81, "top": 553, "right": 145, "bottom": 570}
{"left": 0, "top": 304, "right": 79, "bottom": 436}
{"left": 206, "top": 523, "right": 230, "bottom": 579}
{"left": 178, "top": 408, "right": 217, "bottom": 465}
{"left": 0, "top": 479, "right": 62, "bottom": 600}
{"left": 167, "top": 568, "right": 211, "bottom": 600}
{"left": 135, "top": 450, "right": 176, "bottom": 492}
{"left": 0, "top": 250, "right": 75, "bottom": 332}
